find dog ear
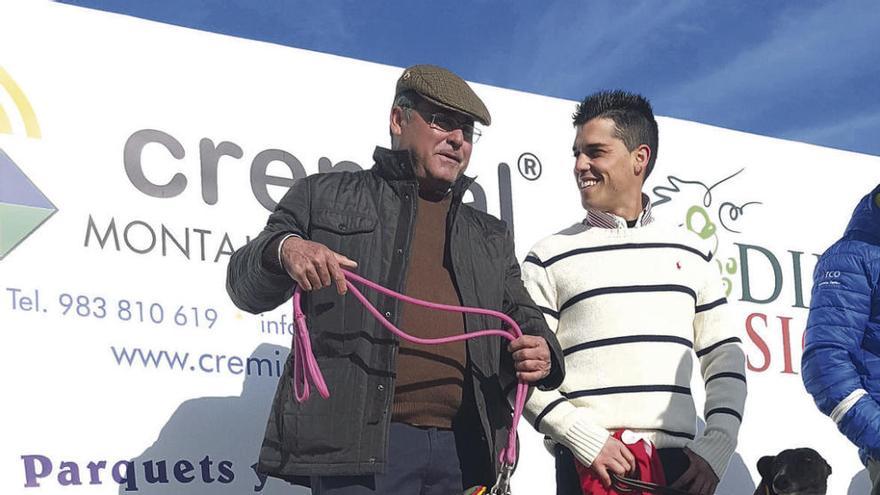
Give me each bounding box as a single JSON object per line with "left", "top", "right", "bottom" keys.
{"left": 825, "top": 459, "right": 832, "bottom": 476}
{"left": 758, "top": 456, "right": 775, "bottom": 479}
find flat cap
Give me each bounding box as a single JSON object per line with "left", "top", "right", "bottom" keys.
{"left": 396, "top": 64, "right": 491, "bottom": 126}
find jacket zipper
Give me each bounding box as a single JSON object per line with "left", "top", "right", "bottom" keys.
{"left": 379, "top": 180, "right": 419, "bottom": 466}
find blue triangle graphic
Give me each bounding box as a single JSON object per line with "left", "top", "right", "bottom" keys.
{"left": 0, "top": 149, "right": 56, "bottom": 210}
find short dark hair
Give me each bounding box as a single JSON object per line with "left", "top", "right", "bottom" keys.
{"left": 393, "top": 90, "right": 420, "bottom": 115}
{"left": 390, "top": 90, "right": 420, "bottom": 147}
{"left": 572, "top": 90, "right": 659, "bottom": 178}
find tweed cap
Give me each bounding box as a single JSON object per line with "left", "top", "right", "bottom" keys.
{"left": 395, "top": 64, "right": 491, "bottom": 126}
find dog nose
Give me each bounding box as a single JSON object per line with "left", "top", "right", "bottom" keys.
{"left": 773, "top": 475, "right": 792, "bottom": 492}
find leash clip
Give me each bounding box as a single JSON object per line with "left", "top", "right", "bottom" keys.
{"left": 489, "top": 461, "right": 514, "bottom": 495}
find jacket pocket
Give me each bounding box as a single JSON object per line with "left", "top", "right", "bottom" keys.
{"left": 312, "top": 209, "right": 376, "bottom": 236}
{"left": 309, "top": 209, "right": 377, "bottom": 262}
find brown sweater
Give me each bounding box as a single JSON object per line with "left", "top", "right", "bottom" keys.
{"left": 391, "top": 195, "right": 467, "bottom": 429}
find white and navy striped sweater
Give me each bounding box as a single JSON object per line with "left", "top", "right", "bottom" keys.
{"left": 522, "top": 218, "right": 746, "bottom": 478}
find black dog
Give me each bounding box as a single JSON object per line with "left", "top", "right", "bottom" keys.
{"left": 754, "top": 448, "right": 831, "bottom": 495}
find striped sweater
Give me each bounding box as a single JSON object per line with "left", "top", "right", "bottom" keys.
{"left": 522, "top": 215, "right": 746, "bottom": 478}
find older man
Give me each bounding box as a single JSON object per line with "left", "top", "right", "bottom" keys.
{"left": 226, "top": 64, "right": 563, "bottom": 494}
{"left": 522, "top": 90, "right": 746, "bottom": 495}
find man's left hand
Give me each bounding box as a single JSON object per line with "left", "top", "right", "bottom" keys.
{"left": 508, "top": 335, "right": 551, "bottom": 383}
{"left": 669, "top": 448, "right": 718, "bottom": 495}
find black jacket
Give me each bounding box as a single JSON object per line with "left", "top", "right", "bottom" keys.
{"left": 226, "top": 147, "right": 564, "bottom": 486}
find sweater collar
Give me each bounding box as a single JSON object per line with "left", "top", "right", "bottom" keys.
{"left": 583, "top": 193, "right": 654, "bottom": 229}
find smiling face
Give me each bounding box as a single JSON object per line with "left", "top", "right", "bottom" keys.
{"left": 391, "top": 99, "right": 473, "bottom": 196}
{"left": 572, "top": 117, "right": 650, "bottom": 219}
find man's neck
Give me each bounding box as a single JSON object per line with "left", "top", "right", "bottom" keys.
{"left": 418, "top": 188, "right": 450, "bottom": 202}
{"left": 584, "top": 192, "right": 654, "bottom": 229}
{"left": 605, "top": 196, "right": 644, "bottom": 222}
{"left": 417, "top": 178, "right": 453, "bottom": 202}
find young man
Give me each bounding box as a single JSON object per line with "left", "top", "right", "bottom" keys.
{"left": 522, "top": 91, "right": 746, "bottom": 495}
{"left": 226, "top": 64, "right": 564, "bottom": 494}
{"left": 802, "top": 184, "right": 880, "bottom": 494}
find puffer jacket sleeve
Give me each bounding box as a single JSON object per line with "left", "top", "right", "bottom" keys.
{"left": 226, "top": 177, "right": 312, "bottom": 314}
{"left": 802, "top": 240, "right": 880, "bottom": 457}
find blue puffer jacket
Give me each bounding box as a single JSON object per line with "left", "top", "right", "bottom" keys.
{"left": 802, "top": 184, "right": 880, "bottom": 465}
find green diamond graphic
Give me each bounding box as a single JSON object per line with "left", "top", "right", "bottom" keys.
{"left": 0, "top": 149, "right": 57, "bottom": 259}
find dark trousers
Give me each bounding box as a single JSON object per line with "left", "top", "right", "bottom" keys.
{"left": 868, "top": 458, "right": 880, "bottom": 495}
{"left": 311, "top": 422, "right": 463, "bottom": 494}
{"left": 554, "top": 444, "right": 690, "bottom": 494}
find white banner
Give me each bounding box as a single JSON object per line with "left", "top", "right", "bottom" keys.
{"left": 2, "top": 2, "right": 879, "bottom": 494}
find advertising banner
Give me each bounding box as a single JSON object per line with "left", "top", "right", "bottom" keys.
{"left": 2, "top": 2, "right": 879, "bottom": 493}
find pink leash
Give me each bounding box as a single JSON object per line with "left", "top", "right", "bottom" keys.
{"left": 291, "top": 269, "right": 527, "bottom": 479}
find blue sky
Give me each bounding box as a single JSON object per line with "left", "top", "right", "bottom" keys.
{"left": 60, "top": 0, "right": 880, "bottom": 157}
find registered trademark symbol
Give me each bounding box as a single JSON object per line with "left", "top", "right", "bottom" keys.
{"left": 517, "top": 153, "right": 542, "bottom": 181}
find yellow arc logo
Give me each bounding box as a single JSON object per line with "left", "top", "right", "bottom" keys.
{"left": 0, "top": 66, "right": 41, "bottom": 139}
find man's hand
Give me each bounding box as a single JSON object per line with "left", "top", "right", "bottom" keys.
{"left": 589, "top": 436, "right": 635, "bottom": 488}
{"left": 507, "top": 335, "right": 551, "bottom": 383}
{"left": 669, "top": 448, "right": 718, "bottom": 495}
{"left": 281, "top": 237, "right": 358, "bottom": 295}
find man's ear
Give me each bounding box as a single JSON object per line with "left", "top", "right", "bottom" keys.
{"left": 757, "top": 456, "right": 776, "bottom": 479}
{"left": 390, "top": 107, "right": 405, "bottom": 137}
{"left": 632, "top": 144, "right": 651, "bottom": 178}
